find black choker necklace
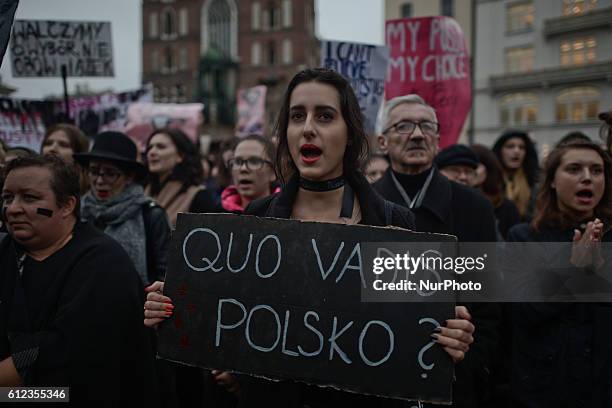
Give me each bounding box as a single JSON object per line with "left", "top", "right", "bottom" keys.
{"left": 299, "top": 175, "right": 345, "bottom": 192}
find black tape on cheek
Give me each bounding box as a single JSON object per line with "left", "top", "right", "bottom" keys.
{"left": 36, "top": 208, "right": 54, "bottom": 217}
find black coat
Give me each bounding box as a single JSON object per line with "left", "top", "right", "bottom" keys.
{"left": 373, "top": 167, "right": 501, "bottom": 408}
{"left": 238, "top": 173, "right": 416, "bottom": 408}
{"left": 0, "top": 222, "right": 159, "bottom": 407}
{"left": 495, "top": 198, "right": 521, "bottom": 241}
{"left": 373, "top": 167, "right": 497, "bottom": 242}
{"left": 506, "top": 223, "right": 612, "bottom": 408}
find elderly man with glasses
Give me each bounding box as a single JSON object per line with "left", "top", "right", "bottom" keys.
{"left": 373, "top": 94, "right": 501, "bottom": 408}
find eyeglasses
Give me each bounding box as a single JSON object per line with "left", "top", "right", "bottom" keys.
{"left": 88, "top": 168, "right": 123, "bottom": 183}
{"left": 228, "top": 157, "right": 272, "bottom": 171}
{"left": 383, "top": 120, "right": 440, "bottom": 137}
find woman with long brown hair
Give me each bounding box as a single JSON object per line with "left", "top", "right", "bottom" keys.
{"left": 506, "top": 140, "right": 612, "bottom": 407}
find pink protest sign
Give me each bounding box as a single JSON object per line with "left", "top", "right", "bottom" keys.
{"left": 385, "top": 17, "right": 471, "bottom": 148}
{"left": 124, "top": 102, "right": 204, "bottom": 151}
{"left": 235, "top": 85, "right": 267, "bottom": 137}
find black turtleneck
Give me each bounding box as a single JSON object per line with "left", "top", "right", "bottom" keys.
{"left": 392, "top": 167, "right": 432, "bottom": 198}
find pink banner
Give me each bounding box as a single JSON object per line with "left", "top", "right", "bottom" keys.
{"left": 235, "top": 85, "right": 267, "bottom": 137}
{"left": 385, "top": 17, "right": 471, "bottom": 148}
{"left": 124, "top": 102, "right": 204, "bottom": 151}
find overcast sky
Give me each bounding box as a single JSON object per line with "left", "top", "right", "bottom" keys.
{"left": 0, "top": 0, "right": 383, "bottom": 99}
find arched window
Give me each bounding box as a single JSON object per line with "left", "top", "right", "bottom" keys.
{"left": 282, "top": 0, "right": 292, "bottom": 28}
{"left": 162, "top": 7, "right": 177, "bottom": 39}
{"left": 163, "top": 47, "right": 175, "bottom": 73}
{"left": 268, "top": 40, "right": 276, "bottom": 65}
{"left": 282, "top": 39, "right": 292, "bottom": 64}
{"left": 202, "top": 0, "right": 238, "bottom": 58}
{"left": 252, "top": 1, "right": 261, "bottom": 30}
{"left": 556, "top": 87, "right": 600, "bottom": 122}
{"left": 500, "top": 93, "right": 539, "bottom": 126}
{"left": 251, "top": 42, "right": 262, "bottom": 66}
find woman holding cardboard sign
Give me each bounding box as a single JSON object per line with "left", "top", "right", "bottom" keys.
{"left": 144, "top": 68, "right": 475, "bottom": 405}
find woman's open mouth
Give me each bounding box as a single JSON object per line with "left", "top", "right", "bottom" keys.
{"left": 300, "top": 144, "right": 322, "bottom": 164}
{"left": 575, "top": 189, "right": 594, "bottom": 205}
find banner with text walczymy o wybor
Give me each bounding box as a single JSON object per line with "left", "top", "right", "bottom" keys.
{"left": 158, "top": 213, "right": 455, "bottom": 404}
{"left": 10, "top": 20, "right": 114, "bottom": 77}
{"left": 385, "top": 17, "right": 471, "bottom": 148}
{"left": 322, "top": 40, "right": 389, "bottom": 135}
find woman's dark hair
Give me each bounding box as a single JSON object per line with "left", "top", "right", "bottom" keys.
{"left": 471, "top": 144, "right": 505, "bottom": 205}
{"left": 4, "top": 154, "right": 81, "bottom": 216}
{"left": 599, "top": 110, "right": 612, "bottom": 153}
{"left": 41, "top": 123, "right": 89, "bottom": 155}
{"left": 145, "top": 128, "right": 204, "bottom": 195}
{"left": 213, "top": 138, "right": 238, "bottom": 189}
{"left": 531, "top": 141, "right": 612, "bottom": 231}
{"left": 273, "top": 68, "right": 369, "bottom": 185}
{"left": 492, "top": 129, "right": 539, "bottom": 187}
{"left": 555, "top": 131, "right": 592, "bottom": 148}
{"left": 236, "top": 134, "right": 276, "bottom": 163}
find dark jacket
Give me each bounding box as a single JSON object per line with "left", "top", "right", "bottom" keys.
{"left": 239, "top": 173, "right": 415, "bottom": 408}
{"left": 495, "top": 198, "right": 521, "bottom": 241}
{"left": 143, "top": 202, "right": 172, "bottom": 282}
{"left": 506, "top": 223, "right": 612, "bottom": 408}
{"left": 373, "top": 167, "right": 497, "bottom": 242}
{"left": 373, "top": 166, "right": 501, "bottom": 408}
{"left": 0, "top": 222, "right": 159, "bottom": 407}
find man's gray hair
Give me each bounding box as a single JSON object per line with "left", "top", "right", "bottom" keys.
{"left": 381, "top": 94, "right": 438, "bottom": 133}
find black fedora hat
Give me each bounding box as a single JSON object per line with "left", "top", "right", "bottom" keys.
{"left": 73, "top": 131, "right": 147, "bottom": 178}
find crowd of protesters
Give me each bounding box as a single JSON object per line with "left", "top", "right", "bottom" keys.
{"left": 0, "top": 68, "right": 611, "bottom": 407}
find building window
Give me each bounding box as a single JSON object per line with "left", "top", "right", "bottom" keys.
{"left": 161, "top": 7, "right": 177, "bottom": 39}
{"left": 506, "top": 1, "right": 534, "bottom": 32}
{"left": 556, "top": 87, "right": 600, "bottom": 123}
{"left": 179, "top": 47, "right": 188, "bottom": 70}
{"left": 252, "top": 1, "right": 261, "bottom": 30}
{"left": 560, "top": 37, "right": 596, "bottom": 66}
{"left": 251, "top": 41, "right": 262, "bottom": 66}
{"left": 305, "top": 2, "right": 313, "bottom": 35}
{"left": 268, "top": 40, "right": 276, "bottom": 65}
{"left": 179, "top": 8, "right": 188, "bottom": 36}
{"left": 149, "top": 12, "right": 158, "bottom": 38}
{"left": 563, "top": 0, "right": 597, "bottom": 15}
{"left": 151, "top": 49, "right": 159, "bottom": 72}
{"left": 282, "top": 0, "right": 292, "bottom": 28}
{"left": 265, "top": 1, "right": 278, "bottom": 31}
{"left": 505, "top": 46, "right": 534, "bottom": 73}
{"left": 163, "top": 47, "right": 175, "bottom": 73}
{"left": 500, "top": 93, "right": 539, "bottom": 126}
{"left": 401, "top": 2, "right": 413, "bottom": 17}
{"left": 441, "top": 0, "right": 453, "bottom": 16}
{"left": 208, "top": 0, "right": 232, "bottom": 56}
{"left": 282, "top": 38, "right": 292, "bottom": 64}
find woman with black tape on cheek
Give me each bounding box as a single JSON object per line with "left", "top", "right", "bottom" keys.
{"left": 144, "top": 68, "right": 476, "bottom": 407}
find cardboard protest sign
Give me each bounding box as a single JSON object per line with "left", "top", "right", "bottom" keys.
{"left": 0, "top": 97, "right": 56, "bottom": 152}
{"left": 58, "top": 84, "right": 153, "bottom": 137}
{"left": 0, "top": 0, "right": 19, "bottom": 65}
{"left": 10, "top": 20, "right": 114, "bottom": 77}
{"left": 235, "top": 85, "right": 266, "bottom": 137}
{"left": 385, "top": 17, "right": 471, "bottom": 148}
{"left": 124, "top": 102, "right": 204, "bottom": 151}
{"left": 322, "top": 41, "right": 389, "bottom": 134}
{"left": 158, "top": 213, "right": 455, "bottom": 403}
